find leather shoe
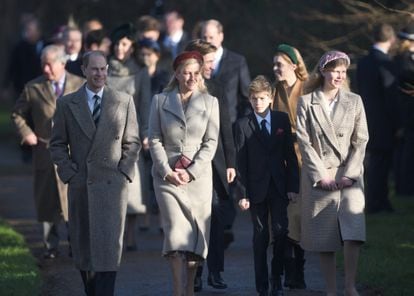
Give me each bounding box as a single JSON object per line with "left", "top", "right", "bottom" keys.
{"left": 43, "top": 248, "right": 58, "bottom": 259}
{"left": 194, "top": 275, "right": 202, "bottom": 292}
{"left": 207, "top": 271, "right": 227, "bottom": 289}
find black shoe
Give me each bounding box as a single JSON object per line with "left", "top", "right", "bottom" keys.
{"left": 207, "top": 271, "right": 227, "bottom": 289}
{"left": 43, "top": 249, "right": 58, "bottom": 259}
{"left": 194, "top": 276, "right": 202, "bottom": 292}
{"left": 271, "top": 276, "right": 284, "bottom": 296}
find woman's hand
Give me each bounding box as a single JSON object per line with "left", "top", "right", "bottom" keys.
{"left": 226, "top": 168, "right": 236, "bottom": 183}
{"left": 336, "top": 177, "right": 354, "bottom": 189}
{"left": 318, "top": 178, "right": 338, "bottom": 191}
{"left": 166, "top": 171, "right": 187, "bottom": 186}
{"left": 238, "top": 198, "right": 250, "bottom": 211}
{"left": 175, "top": 168, "right": 192, "bottom": 183}
{"left": 142, "top": 137, "right": 149, "bottom": 151}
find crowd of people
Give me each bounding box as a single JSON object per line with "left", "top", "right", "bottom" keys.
{"left": 7, "top": 9, "right": 414, "bottom": 296}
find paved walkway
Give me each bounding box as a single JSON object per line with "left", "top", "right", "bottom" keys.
{"left": 0, "top": 141, "right": 344, "bottom": 295}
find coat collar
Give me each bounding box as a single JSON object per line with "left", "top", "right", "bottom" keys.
{"left": 310, "top": 88, "right": 351, "bottom": 157}
{"left": 162, "top": 88, "right": 206, "bottom": 124}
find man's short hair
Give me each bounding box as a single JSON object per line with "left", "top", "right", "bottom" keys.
{"left": 373, "top": 23, "right": 395, "bottom": 43}
{"left": 185, "top": 39, "right": 217, "bottom": 55}
{"left": 202, "top": 19, "right": 223, "bottom": 34}
{"left": 82, "top": 50, "right": 107, "bottom": 68}
{"left": 41, "top": 45, "right": 68, "bottom": 64}
{"left": 136, "top": 15, "right": 161, "bottom": 33}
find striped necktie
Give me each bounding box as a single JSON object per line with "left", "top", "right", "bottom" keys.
{"left": 92, "top": 95, "right": 101, "bottom": 125}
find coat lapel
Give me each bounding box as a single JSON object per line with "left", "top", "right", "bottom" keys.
{"left": 310, "top": 90, "right": 341, "bottom": 155}
{"left": 162, "top": 88, "right": 186, "bottom": 124}
{"left": 35, "top": 78, "right": 56, "bottom": 108}
{"left": 63, "top": 72, "right": 83, "bottom": 95}
{"left": 248, "top": 113, "right": 268, "bottom": 148}
{"left": 68, "top": 86, "right": 96, "bottom": 140}
{"left": 330, "top": 89, "right": 351, "bottom": 132}
{"left": 185, "top": 90, "right": 206, "bottom": 121}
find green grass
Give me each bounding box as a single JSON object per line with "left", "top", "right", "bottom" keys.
{"left": 0, "top": 219, "right": 41, "bottom": 296}
{"left": 357, "top": 194, "right": 414, "bottom": 295}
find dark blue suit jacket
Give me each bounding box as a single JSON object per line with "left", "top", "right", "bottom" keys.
{"left": 356, "top": 48, "right": 397, "bottom": 150}
{"left": 234, "top": 111, "right": 299, "bottom": 203}
{"left": 212, "top": 48, "right": 251, "bottom": 123}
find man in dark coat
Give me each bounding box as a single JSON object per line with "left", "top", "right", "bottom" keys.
{"left": 356, "top": 23, "right": 397, "bottom": 213}
{"left": 185, "top": 40, "right": 237, "bottom": 291}
{"left": 201, "top": 19, "right": 251, "bottom": 124}
{"left": 50, "top": 51, "right": 140, "bottom": 296}
{"left": 11, "top": 45, "right": 84, "bottom": 259}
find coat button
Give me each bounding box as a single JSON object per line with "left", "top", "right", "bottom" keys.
{"left": 103, "top": 157, "right": 107, "bottom": 161}
{"left": 87, "top": 159, "right": 92, "bottom": 163}
{"left": 87, "top": 180, "right": 92, "bottom": 185}
{"left": 115, "top": 136, "right": 120, "bottom": 140}
{"left": 322, "top": 152, "right": 327, "bottom": 156}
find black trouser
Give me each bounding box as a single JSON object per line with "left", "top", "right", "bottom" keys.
{"left": 207, "top": 189, "right": 226, "bottom": 273}
{"left": 365, "top": 149, "right": 394, "bottom": 212}
{"left": 80, "top": 270, "right": 117, "bottom": 296}
{"left": 249, "top": 181, "right": 288, "bottom": 293}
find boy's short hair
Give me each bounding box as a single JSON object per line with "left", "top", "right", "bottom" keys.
{"left": 249, "top": 75, "right": 273, "bottom": 97}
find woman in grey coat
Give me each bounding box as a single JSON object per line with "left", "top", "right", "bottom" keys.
{"left": 296, "top": 51, "right": 369, "bottom": 296}
{"left": 106, "top": 23, "right": 151, "bottom": 250}
{"left": 149, "top": 51, "right": 219, "bottom": 296}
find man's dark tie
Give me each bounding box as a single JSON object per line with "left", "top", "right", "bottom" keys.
{"left": 54, "top": 82, "right": 63, "bottom": 98}
{"left": 92, "top": 95, "right": 101, "bottom": 125}
{"left": 260, "top": 119, "right": 270, "bottom": 139}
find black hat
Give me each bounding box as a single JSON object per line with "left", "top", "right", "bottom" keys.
{"left": 110, "top": 23, "right": 136, "bottom": 44}
{"left": 398, "top": 22, "right": 414, "bottom": 41}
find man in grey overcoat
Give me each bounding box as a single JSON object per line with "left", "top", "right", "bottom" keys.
{"left": 11, "top": 44, "right": 84, "bottom": 259}
{"left": 50, "top": 51, "right": 140, "bottom": 296}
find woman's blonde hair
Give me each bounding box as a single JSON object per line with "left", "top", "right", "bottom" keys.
{"left": 164, "top": 58, "right": 207, "bottom": 93}
{"left": 304, "top": 58, "right": 350, "bottom": 94}
{"left": 274, "top": 47, "right": 309, "bottom": 82}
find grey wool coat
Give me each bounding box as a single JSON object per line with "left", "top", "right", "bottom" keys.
{"left": 107, "top": 58, "right": 151, "bottom": 214}
{"left": 49, "top": 85, "right": 140, "bottom": 271}
{"left": 296, "top": 89, "right": 369, "bottom": 252}
{"left": 11, "top": 72, "right": 85, "bottom": 222}
{"left": 149, "top": 88, "right": 219, "bottom": 259}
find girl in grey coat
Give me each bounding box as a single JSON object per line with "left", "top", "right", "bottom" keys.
{"left": 149, "top": 51, "right": 219, "bottom": 296}
{"left": 297, "top": 51, "right": 369, "bottom": 296}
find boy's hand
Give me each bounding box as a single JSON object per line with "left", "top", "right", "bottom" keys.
{"left": 318, "top": 178, "right": 338, "bottom": 191}
{"left": 238, "top": 198, "right": 250, "bottom": 211}
{"left": 287, "top": 192, "right": 299, "bottom": 203}
{"left": 226, "top": 168, "right": 236, "bottom": 183}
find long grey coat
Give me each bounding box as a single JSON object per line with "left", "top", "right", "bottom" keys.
{"left": 149, "top": 88, "right": 219, "bottom": 259}
{"left": 107, "top": 58, "right": 151, "bottom": 214}
{"left": 11, "top": 72, "right": 84, "bottom": 222}
{"left": 50, "top": 85, "right": 140, "bottom": 271}
{"left": 296, "top": 89, "right": 369, "bottom": 252}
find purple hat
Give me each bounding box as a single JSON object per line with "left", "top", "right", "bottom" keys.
{"left": 318, "top": 51, "right": 350, "bottom": 71}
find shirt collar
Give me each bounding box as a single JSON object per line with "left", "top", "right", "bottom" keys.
{"left": 254, "top": 109, "right": 271, "bottom": 125}
{"left": 373, "top": 44, "right": 388, "bottom": 54}
{"left": 214, "top": 46, "right": 224, "bottom": 64}
{"left": 169, "top": 30, "right": 184, "bottom": 43}
{"left": 85, "top": 85, "right": 104, "bottom": 100}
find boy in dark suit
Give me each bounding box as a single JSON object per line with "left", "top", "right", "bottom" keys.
{"left": 234, "top": 75, "right": 299, "bottom": 296}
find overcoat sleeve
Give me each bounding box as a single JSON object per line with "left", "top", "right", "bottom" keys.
{"left": 186, "top": 97, "right": 220, "bottom": 180}
{"left": 233, "top": 119, "right": 247, "bottom": 199}
{"left": 118, "top": 96, "right": 141, "bottom": 181}
{"left": 342, "top": 95, "right": 369, "bottom": 180}
{"left": 11, "top": 86, "right": 34, "bottom": 143}
{"left": 135, "top": 68, "right": 151, "bottom": 139}
{"left": 149, "top": 94, "right": 174, "bottom": 179}
{"left": 296, "top": 96, "right": 329, "bottom": 185}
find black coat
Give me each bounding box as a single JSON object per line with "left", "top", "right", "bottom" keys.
{"left": 206, "top": 79, "right": 236, "bottom": 197}
{"left": 234, "top": 111, "right": 299, "bottom": 203}
{"left": 212, "top": 48, "right": 251, "bottom": 123}
{"left": 356, "top": 48, "right": 398, "bottom": 150}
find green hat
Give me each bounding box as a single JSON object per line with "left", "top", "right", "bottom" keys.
{"left": 276, "top": 44, "right": 298, "bottom": 65}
